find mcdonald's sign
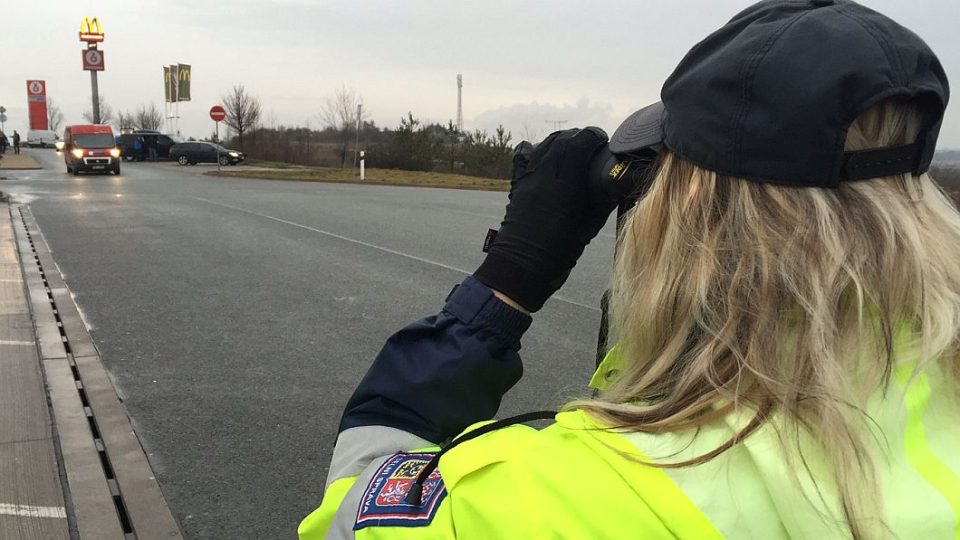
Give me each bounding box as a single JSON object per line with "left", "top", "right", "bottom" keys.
{"left": 80, "top": 17, "right": 104, "bottom": 43}
{"left": 177, "top": 64, "right": 191, "bottom": 102}
{"left": 164, "top": 66, "right": 171, "bottom": 102}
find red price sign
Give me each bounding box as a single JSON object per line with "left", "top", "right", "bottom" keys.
{"left": 82, "top": 49, "right": 105, "bottom": 71}
{"left": 209, "top": 105, "right": 226, "bottom": 122}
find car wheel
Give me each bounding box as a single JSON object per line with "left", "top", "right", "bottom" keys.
{"left": 112, "top": 166, "right": 121, "bottom": 175}
{"left": 219, "top": 156, "right": 230, "bottom": 166}
{"left": 178, "top": 155, "right": 189, "bottom": 165}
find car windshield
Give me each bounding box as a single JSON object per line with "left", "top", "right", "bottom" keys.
{"left": 73, "top": 134, "right": 115, "bottom": 149}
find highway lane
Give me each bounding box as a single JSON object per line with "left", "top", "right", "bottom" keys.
{"left": 1, "top": 149, "right": 615, "bottom": 539}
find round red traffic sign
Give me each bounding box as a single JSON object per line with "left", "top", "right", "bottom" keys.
{"left": 209, "top": 105, "right": 226, "bottom": 122}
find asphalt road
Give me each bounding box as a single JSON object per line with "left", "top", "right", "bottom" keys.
{"left": 1, "top": 149, "right": 615, "bottom": 539}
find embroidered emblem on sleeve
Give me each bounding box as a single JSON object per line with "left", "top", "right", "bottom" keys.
{"left": 353, "top": 452, "right": 448, "bottom": 530}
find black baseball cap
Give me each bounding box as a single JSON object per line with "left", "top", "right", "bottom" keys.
{"left": 610, "top": 0, "right": 949, "bottom": 187}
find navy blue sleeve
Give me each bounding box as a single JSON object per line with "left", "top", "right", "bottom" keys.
{"left": 339, "top": 276, "right": 532, "bottom": 443}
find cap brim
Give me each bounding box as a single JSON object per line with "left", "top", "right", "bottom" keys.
{"left": 610, "top": 101, "right": 666, "bottom": 155}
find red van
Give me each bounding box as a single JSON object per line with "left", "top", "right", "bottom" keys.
{"left": 63, "top": 124, "right": 121, "bottom": 175}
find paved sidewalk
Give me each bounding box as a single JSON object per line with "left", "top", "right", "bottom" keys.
{"left": 0, "top": 202, "right": 69, "bottom": 538}
{"left": 0, "top": 153, "right": 41, "bottom": 170}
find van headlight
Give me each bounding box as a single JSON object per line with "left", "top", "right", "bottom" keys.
{"left": 110, "top": 148, "right": 121, "bottom": 158}
{"left": 71, "top": 148, "right": 85, "bottom": 159}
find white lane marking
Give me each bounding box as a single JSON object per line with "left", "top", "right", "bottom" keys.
{"left": 0, "top": 503, "right": 67, "bottom": 519}
{"left": 0, "top": 279, "right": 24, "bottom": 283}
{"left": 191, "top": 197, "right": 599, "bottom": 312}
{"left": 0, "top": 340, "right": 34, "bottom": 346}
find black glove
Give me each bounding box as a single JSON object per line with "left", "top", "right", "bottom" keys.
{"left": 474, "top": 127, "right": 615, "bottom": 312}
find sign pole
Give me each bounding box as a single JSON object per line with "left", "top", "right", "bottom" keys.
{"left": 90, "top": 70, "right": 101, "bottom": 123}
{"left": 209, "top": 105, "right": 226, "bottom": 173}
{"left": 80, "top": 18, "right": 105, "bottom": 123}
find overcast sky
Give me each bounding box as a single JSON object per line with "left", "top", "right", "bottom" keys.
{"left": 3, "top": 0, "right": 958, "bottom": 149}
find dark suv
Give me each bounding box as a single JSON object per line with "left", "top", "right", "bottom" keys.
{"left": 169, "top": 142, "right": 245, "bottom": 166}
{"left": 118, "top": 131, "right": 182, "bottom": 161}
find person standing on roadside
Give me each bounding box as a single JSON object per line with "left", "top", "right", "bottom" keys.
{"left": 299, "top": 1, "right": 958, "bottom": 539}
{"left": 134, "top": 136, "right": 144, "bottom": 162}
{"left": 146, "top": 136, "right": 158, "bottom": 161}
{"left": 0, "top": 131, "right": 7, "bottom": 154}
{"left": 12, "top": 131, "right": 20, "bottom": 154}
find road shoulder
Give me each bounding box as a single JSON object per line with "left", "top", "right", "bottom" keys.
{"left": 4, "top": 201, "right": 184, "bottom": 539}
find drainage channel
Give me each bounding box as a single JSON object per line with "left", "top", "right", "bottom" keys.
{"left": 17, "top": 206, "right": 137, "bottom": 539}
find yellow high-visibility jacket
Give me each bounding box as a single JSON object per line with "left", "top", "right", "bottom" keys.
{"left": 301, "top": 343, "right": 960, "bottom": 539}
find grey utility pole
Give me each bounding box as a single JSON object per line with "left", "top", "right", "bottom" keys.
{"left": 545, "top": 119, "right": 568, "bottom": 132}
{"left": 353, "top": 103, "right": 362, "bottom": 167}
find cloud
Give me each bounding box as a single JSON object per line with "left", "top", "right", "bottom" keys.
{"left": 469, "top": 98, "right": 622, "bottom": 143}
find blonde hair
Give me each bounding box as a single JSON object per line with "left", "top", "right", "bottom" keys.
{"left": 574, "top": 99, "right": 960, "bottom": 538}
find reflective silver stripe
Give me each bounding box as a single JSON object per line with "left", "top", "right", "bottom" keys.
{"left": 326, "top": 454, "right": 394, "bottom": 540}
{"left": 326, "top": 427, "right": 432, "bottom": 489}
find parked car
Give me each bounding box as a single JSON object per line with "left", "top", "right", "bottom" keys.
{"left": 117, "top": 131, "right": 183, "bottom": 161}
{"left": 26, "top": 130, "right": 59, "bottom": 148}
{"left": 63, "top": 124, "right": 121, "bottom": 175}
{"left": 169, "top": 142, "right": 245, "bottom": 166}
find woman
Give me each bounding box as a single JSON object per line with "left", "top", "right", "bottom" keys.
{"left": 301, "top": 1, "right": 958, "bottom": 538}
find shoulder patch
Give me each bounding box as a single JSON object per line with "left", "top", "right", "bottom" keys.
{"left": 354, "top": 452, "right": 447, "bottom": 530}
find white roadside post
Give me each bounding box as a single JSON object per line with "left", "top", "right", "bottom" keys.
{"left": 360, "top": 150, "right": 365, "bottom": 181}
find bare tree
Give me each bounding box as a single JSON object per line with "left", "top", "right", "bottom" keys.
{"left": 136, "top": 103, "right": 164, "bottom": 131}
{"left": 116, "top": 110, "right": 136, "bottom": 131}
{"left": 82, "top": 95, "right": 114, "bottom": 125}
{"left": 266, "top": 109, "right": 279, "bottom": 129}
{"left": 221, "top": 85, "right": 261, "bottom": 150}
{"left": 47, "top": 98, "right": 65, "bottom": 132}
{"left": 317, "top": 85, "right": 365, "bottom": 167}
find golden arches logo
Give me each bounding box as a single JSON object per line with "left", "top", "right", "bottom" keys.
{"left": 80, "top": 17, "right": 104, "bottom": 42}
{"left": 179, "top": 67, "right": 191, "bottom": 81}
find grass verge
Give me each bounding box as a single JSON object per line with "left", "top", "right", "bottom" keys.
{"left": 243, "top": 159, "right": 308, "bottom": 169}
{"left": 205, "top": 166, "right": 510, "bottom": 191}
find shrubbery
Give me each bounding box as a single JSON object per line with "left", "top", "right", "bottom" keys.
{"left": 228, "top": 113, "right": 514, "bottom": 180}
